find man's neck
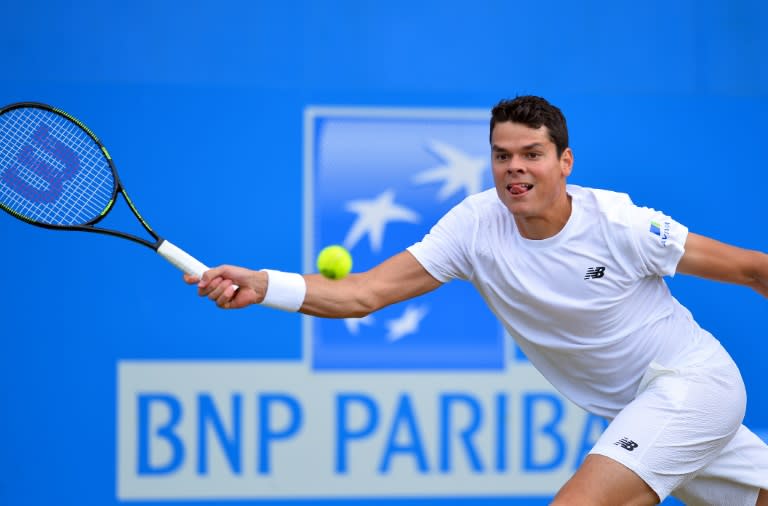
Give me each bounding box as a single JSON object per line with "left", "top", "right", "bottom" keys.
{"left": 514, "top": 194, "right": 573, "bottom": 240}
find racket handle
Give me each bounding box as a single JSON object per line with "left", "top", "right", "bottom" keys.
{"left": 157, "top": 239, "right": 240, "bottom": 292}
{"left": 157, "top": 239, "right": 209, "bottom": 278}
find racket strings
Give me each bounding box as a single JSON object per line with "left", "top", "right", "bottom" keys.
{"left": 0, "top": 107, "right": 115, "bottom": 226}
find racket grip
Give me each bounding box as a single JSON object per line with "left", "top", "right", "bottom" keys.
{"left": 157, "top": 239, "right": 209, "bottom": 278}
{"left": 157, "top": 240, "right": 240, "bottom": 292}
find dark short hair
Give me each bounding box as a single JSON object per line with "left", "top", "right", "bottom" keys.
{"left": 489, "top": 96, "right": 569, "bottom": 156}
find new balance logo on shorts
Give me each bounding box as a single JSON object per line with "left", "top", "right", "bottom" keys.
{"left": 615, "top": 437, "right": 639, "bottom": 451}
{"left": 584, "top": 266, "right": 606, "bottom": 279}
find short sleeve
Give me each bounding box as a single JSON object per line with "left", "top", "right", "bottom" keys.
{"left": 407, "top": 198, "right": 476, "bottom": 282}
{"left": 591, "top": 188, "right": 688, "bottom": 278}
{"left": 627, "top": 204, "right": 689, "bottom": 277}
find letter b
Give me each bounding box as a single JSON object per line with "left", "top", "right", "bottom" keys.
{"left": 137, "top": 394, "right": 185, "bottom": 475}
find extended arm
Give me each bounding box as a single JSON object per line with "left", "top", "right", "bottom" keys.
{"left": 676, "top": 232, "right": 768, "bottom": 297}
{"left": 187, "top": 250, "right": 443, "bottom": 316}
{"left": 300, "top": 251, "right": 443, "bottom": 317}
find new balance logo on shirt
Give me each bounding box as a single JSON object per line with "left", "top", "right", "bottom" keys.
{"left": 584, "top": 266, "right": 606, "bottom": 279}
{"left": 615, "top": 437, "right": 639, "bottom": 451}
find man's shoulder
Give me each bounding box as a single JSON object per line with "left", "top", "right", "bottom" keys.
{"left": 570, "top": 184, "right": 632, "bottom": 204}
{"left": 570, "top": 185, "right": 635, "bottom": 219}
{"left": 454, "top": 188, "right": 505, "bottom": 216}
{"left": 466, "top": 188, "right": 500, "bottom": 203}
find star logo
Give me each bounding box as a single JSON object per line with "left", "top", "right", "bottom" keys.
{"left": 386, "top": 305, "right": 429, "bottom": 342}
{"left": 307, "top": 106, "right": 503, "bottom": 370}
{"left": 413, "top": 140, "right": 487, "bottom": 201}
{"left": 343, "top": 189, "right": 420, "bottom": 252}
{"left": 344, "top": 315, "right": 375, "bottom": 335}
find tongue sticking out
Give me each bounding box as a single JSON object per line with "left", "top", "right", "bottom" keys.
{"left": 509, "top": 184, "right": 532, "bottom": 195}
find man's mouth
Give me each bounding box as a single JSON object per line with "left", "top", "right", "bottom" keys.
{"left": 507, "top": 183, "right": 534, "bottom": 195}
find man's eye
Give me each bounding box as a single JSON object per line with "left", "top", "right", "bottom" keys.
{"left": 526, "top": 152, "right": 541, "bottom": 159}
{"left": 495, "top": 153, "right": 509, "bottom": 161}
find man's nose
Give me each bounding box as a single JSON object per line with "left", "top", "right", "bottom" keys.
{"left": 505, "top": 156, "right": 525, "bottom": 173}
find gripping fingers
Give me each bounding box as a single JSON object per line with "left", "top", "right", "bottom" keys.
{"left": 215, "top": 282, "right": 237, "bottom": 308}
{"left": 183, "top": 273, "right": 200, "bottom": 285}
{"left": 205, "top": 277, "right": 231, "bottom": 301}
{"left": 198, "top": 276, "right": 216, "bottom": 297}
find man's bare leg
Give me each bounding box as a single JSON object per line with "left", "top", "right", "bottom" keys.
{"left": 551, "top": 454, "right": 659, "bottom": 506}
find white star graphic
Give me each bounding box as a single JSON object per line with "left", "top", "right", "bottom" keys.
{"left": 344, "top": 315, "right": 375, "bottom": 335}
{"left": 386, "top": 305, "right": 429, "bottom": 342}
{"left": 413, "top": 140, "right": 487, "bottom": 201}
{"left": 343, "top": 190, "right": 420, "bottom": 252}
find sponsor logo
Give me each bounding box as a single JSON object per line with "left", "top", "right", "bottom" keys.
{"left": 649, "top": 219, "right": 671, "bottom": 247}
{"left": 306, "top": 107, "right": 501, "bottom": 370}
{"left": 614, "top": 437, "right": 639, "bottom": 451}
{"left": 584, "top": 266, "right": 606, "bottom": 280}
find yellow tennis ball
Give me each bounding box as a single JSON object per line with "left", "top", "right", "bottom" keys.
{"left": 316, "top": 245, "right": 353, "bottom": 280}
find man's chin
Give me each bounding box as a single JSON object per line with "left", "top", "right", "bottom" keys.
{"left": 503, "top": 201, "right": 534, "bottom": 218}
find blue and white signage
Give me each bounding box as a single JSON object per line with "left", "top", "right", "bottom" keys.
{"left": 117, "top": 107, "right": 606, "bottom": 501}
{"left": 305, "top": 106, "right": 502, "bottom": 370}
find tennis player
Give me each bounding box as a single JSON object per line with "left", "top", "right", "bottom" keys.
{"left": 187, "top": 96, "right": 768, "bottom": 505}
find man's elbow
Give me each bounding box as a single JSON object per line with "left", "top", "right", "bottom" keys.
{"left": 350, "top": 293, "right": 381, "bottom": 318}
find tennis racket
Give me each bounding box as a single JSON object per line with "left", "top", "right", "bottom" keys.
{"left": 0, "top": 102, "right": 210, "bottom": 278}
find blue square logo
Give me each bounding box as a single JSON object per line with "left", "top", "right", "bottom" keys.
{"left": 304, "top": 107, "right": 507, "bottom": 370}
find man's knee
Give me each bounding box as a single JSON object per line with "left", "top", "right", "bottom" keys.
{"left": 552, "top": 454, "right": 659, "bottom": 506}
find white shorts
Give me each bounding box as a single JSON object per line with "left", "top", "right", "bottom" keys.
{"left": 589, "top": 340, "right": 768, "bottom": 505}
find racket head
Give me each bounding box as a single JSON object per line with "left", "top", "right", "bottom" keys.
{"left": 0, "top": 102, "right": 119, "bottom": 228}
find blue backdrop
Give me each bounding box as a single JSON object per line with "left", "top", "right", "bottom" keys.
{"left": 1, "top": 1, "right": 766, "bottom": 505}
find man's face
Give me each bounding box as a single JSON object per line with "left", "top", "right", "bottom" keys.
{"left": 491, "top": 121, "right": 573, "bottom": 221}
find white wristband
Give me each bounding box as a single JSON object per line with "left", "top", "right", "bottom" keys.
{"left": 260, "top": 269, "right": 307, "bottom": 312}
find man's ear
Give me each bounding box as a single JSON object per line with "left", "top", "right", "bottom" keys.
{"left": 560, "top": 147, "right": 574, "bottom": 177}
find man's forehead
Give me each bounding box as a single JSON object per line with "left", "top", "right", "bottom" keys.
{"left": 491, "top": 122, "right": 553, "bottom": 149}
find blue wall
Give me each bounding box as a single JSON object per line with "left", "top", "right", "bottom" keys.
{"left": 1, "top": 1, "right": 766, "bottom": 505}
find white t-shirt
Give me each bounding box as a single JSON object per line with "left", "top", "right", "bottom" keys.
{"left": 408, "top": 184, "right": 716, "bottom": 418}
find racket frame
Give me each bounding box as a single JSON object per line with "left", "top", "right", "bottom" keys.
{"left": 0, "top": 101, "right": 164, "bottom": 251}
